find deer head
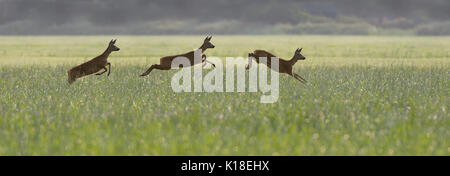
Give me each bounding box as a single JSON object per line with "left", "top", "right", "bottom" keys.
{"left": 292, "top": 48, "right": 305, "bottom": 61}
{"left": 199, "top": 36, "right": 215, "bottom": 50}
{"left": 108, "top": 39, "right": 120, "bottom": 51}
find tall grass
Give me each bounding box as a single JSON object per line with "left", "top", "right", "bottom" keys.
{"left": 0, "top": 36, "right": 448, "bottom": 155}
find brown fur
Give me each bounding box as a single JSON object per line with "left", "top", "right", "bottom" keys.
{"left": 246, "top": 48, "right": 307, "bottom": 84}
{"left": 67, "top": 39, "right": 120, "bottom": 84}
{"left": 140, "top": 36, "right": 215, "bottom": 76}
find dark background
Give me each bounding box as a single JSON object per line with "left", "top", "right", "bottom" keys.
{"left": 1, "top": 0, "right": 449, "bottom": 35}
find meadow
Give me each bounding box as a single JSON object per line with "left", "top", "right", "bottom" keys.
{"left": 0, "top": 35, "right": 448, "bottom": 155}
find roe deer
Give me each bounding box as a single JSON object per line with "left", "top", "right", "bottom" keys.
{"left": 67, "top": 39, "right": 120, "bottom": 84}
{"left": 246, "top": 48, "right": 307, "bottom": 84}
{"left": 140, "top": 36, "right": 216, "bottom": 76}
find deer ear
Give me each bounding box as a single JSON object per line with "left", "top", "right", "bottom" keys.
{"left": 208, "top": 36, "right": 212, "bottom": 40}
{"left": 299, "top": 48, "right": 302, "bottom": 52}
{"left": 110, "top": 39, "right": 114, "bottom": 44}
{"left": 113, "top": 39, "right": 117, "bottom": 44}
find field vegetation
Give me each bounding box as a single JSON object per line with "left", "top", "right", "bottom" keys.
{"left": 0, "top": 36, "right": 448, "bottom": 155}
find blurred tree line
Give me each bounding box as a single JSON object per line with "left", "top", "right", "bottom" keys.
{"left": 0, "top": 0, "right": 449, "bottom": 35}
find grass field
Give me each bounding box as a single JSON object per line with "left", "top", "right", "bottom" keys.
{"left": 0, "top": 35, "right": 448, "bottom": 155}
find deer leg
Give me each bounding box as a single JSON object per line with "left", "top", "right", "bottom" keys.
{"left": 294, "top": 73, "right": 307, "bottom": 83}
{"left": 106, "top": 62, "right": 111, "bottom": 76}
{"left": 246, "top": 53, "right": 254, "bottom": 70}
{"left": 204, "top": 59, "right": 216, "bottom": 68}
{"left": 141, "top": 64, "right": 163, "bottom": 76}
{"left": 202, "top": 54, "right": 215, "bottom": 68}
{"left": 292, "top": 73, "right": 307, "bottom": 84}
{"left": 202, "top": 54, "right": 207, "bottom": 67}
{"left": 293, "top": 75, "right": 306, "bottom": 84}
{"left": 140, "top": 65, "right": 155, "bottom": 77}
{"left": 95, "top": 67, "right": 107, "bottom": 75}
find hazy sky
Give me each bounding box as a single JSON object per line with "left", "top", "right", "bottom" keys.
{"left": 0, "top": 0, "right": 449, "bottom": 34}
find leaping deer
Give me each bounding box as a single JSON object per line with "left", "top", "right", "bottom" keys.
{"left": 67, "top": 39, "right": 120, "bottom": 84}
{"left": 246, "top": 48, "right": 307, "bottom": 84}
{"left": 140, "top": 36, "right": 216, "bottom": 77}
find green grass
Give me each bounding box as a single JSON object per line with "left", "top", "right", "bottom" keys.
{"left": 0, "top": 35, "right": 448, "bottom": 155}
